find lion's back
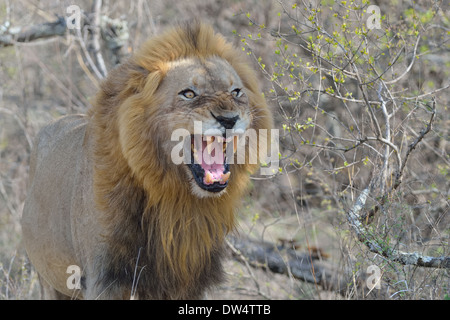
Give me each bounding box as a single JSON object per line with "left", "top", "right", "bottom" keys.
{"left": 27, "top": 115, "right": 87, "bottom": 179}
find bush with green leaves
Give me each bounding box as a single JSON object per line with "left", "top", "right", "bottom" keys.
{"left": 238, "top": 0, "right": 449, "bottom": 298}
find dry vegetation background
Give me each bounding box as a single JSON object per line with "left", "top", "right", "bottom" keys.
{"left": 0, "top": 0, "right": 449, "bottom": 300}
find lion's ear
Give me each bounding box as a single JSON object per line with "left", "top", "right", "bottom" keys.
{"left": 99, "top": 61, "right": 150, "bottom": 100}
{"left": 124, "top": 62, "right": 164, "bottom": 99}
{"left": 124, "top": 63, "right": 151, "bottom": 95}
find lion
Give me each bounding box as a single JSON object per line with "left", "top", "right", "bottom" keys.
{"left": 21, "top": 22, "right": 273, "bottom": 299}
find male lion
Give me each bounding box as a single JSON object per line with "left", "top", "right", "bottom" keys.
{"left": 21, "top": 22, "right": 272, "bottom": 299}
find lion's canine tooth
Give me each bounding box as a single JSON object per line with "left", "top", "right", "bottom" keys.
{"left": 191, "top": 143, "right": 198, "bottom": 157}
{"left": 221, "top": 172, "right": 231, "bottom": 184}
{"left": 204, "top": 171, "right": 213, "bottom": 184}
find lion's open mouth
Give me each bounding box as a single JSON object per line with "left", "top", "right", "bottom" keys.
{"left": 187, "top": 134, "right": 238, "bottom": 193}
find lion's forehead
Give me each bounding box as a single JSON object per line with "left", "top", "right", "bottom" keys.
{"left": 167, "top": 57, "right": 242, "bottom": 91}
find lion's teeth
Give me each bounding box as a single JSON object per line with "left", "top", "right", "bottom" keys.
{"left": 221, "top": 172, "right": 231, "bottom": 183}
{"left": 204, "top": 171, "right": 213, "bottom": 184}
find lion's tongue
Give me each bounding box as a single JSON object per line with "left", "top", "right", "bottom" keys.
{"left": 196, "top": 139, "right": 230, "bottom": 185}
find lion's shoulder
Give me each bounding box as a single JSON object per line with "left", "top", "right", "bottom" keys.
{"left": 36, "top": 114, "right": 87, "bottom": 143}
{"left": 33, "top": 114, "right": 87, "bottom": 155}
{"left": 29, "top": 114, "right": 89, "bottom": 181}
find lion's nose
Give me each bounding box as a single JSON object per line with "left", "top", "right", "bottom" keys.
{"left": 211, "top": 113, "right": 240, "bottom": 129}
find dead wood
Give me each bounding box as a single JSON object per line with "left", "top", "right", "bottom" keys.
{"left": 227, "top": 235, "right": 350, "bottom": 293}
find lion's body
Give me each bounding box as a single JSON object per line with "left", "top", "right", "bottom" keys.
{"left": 22, "top": 115, "right": 96, "bottom": 298}
{"left": 21, "top": 22, "right": 272, "bottom": 299}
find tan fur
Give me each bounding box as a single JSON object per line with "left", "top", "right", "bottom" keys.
{"left": 21, "top": 22, "right": 272, "bottom": 299}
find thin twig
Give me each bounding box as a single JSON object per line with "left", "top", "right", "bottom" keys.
{"left": 0, "top": 107, "right": 33, "bottom": 149}
{"left": 377, "top": 84, "right": 392, "bottom": 194}
{"left": 402, "top": 84, "right": 450, "bottom": 100}
{"left": 90, "top": 0, "right": 107, "bottom": 78}
{"left": 75, "top": 26, "right": 104, "bottom": 80}
{"left": 360, "top": 44, "right": 405, "bottom": 86}
{"left": 385, "top": 35, "right": 421, "bottom": 85}
{"left": 0, "top": 178, "right": 17, "bottom": 217}
{"left": 225, "top": 238, "right": 271, "bottom": 299}
{"left": 393, "top": 98, "right": 436, "bottom": 189}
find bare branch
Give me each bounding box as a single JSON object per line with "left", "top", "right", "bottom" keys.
{"left": 90, "top": 0, "right": 107, "bottom": 78}
{"left": 296, "top": 89, "right": 382, "bottom": 105}
{"left": 376, "top": 83, "right": 395, "bottom": 194}
{"left": 0, "top": 4, "right": 130, "bottom": 77}
{"left": 0, "top": 107, "right": 33, "bottom": 149}
{"left": 393, "top": 98, "right": 436, "bottom": 189}
{"left": 0, "top": 178, "right": 18, "bottom": 217}
{"left": 347, "top": 187, "right": 449, "bottom": 269}
{"left": 360, "top": 44, "right": 405, "bottom": 86}
{"left": 0, "top": 17, "right": 67, "bottom": 47}
{"left": 384, "top": 35, "right": 421, "bottom": 85}
{"left": 75, "top": 23, "right": 105, "bottom": 80}
{"left": 402, "top": 84, "right": 450, "bottom": 100}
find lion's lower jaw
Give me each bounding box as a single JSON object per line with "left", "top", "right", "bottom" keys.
{"left": 189, "top": 179, "right": 228, "bottom": 199}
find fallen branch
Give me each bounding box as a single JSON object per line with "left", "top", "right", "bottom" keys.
{"left": 0, "top": 8, "right": 129, "bottom": 73}
{"left": 226, "top": 235, "right": 348, "bottom": 292}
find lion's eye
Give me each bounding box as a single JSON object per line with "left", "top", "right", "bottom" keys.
{"left": 179, "top": 89, "right": 197, "bottom": 100}
{"left": 231, "top": 88, "right": 243, "bottom": 98}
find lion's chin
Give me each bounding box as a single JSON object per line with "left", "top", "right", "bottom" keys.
{"left": 186, "top": 163, "right": 229, "bottom": 198}
{"left": 188, "top": 174, "right": 228, "bottom": 198}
